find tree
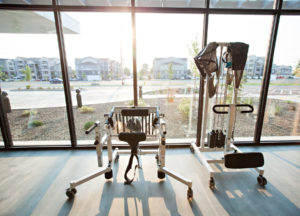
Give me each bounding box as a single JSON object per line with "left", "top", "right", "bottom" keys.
{"left": 167, "top": 63, "right": 174, "bottom": 79}
{"left": 21, "top": 65, "right": 32, "bottom": 81}
{"left": 293, "top": 60, "right": 300, "bottom": 77}
{"left": 82, "top": 72, "right": 87, "bottom": 80}
{"left": 138, "top": 63, "right": 149, "bottom": 80}
{"left": 124, "top": 67, "right": 131, "bottom": 77}
{"left": 71, "top": 69, "right": 77, "bottom": 79}
{"left": 188, "top": 35, "right": 201, "bottom": 79}
{"left": 0, "top": 68, "right": 8, "bottom": 81}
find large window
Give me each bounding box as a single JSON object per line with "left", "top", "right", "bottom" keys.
{"left": 135, "top": 0, "right": 205, "bottom": 8}
{"left": 0, "top": 10, "right": 71, "bottom": 146}
{"left": 0, "top": 1, "right": 299, "bottom": 147}
{"left": 207, "top": 15, "right": 273, "bottom": 141}
{"left": 59, "top": 0, "right": 130, "bottom": 6}
{"left": 136, "top": 13, "right": 203, "bottom": 140}
{"left": 62, "top": 12, "right": 133, "bottom": 142}
{"left": 283, "top": 0, "right": 300, "bottom": 9}
{"left": 262, "top": 16, "right": 300, "bottom": 141}
{"left": 210, "top": 0, "right": 275, "bottom": 9}
{"left": 0, "top": 1, "right": 51, "bottom": 4}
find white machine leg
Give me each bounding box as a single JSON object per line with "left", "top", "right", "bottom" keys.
{"left": 66, "top": 166, "right": 112, "bottom": 199}
{"left": 159, "top": 167, "right": 192, "bottom": 188}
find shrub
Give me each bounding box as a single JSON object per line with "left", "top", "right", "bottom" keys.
{"left": 84, "top": 121, "right": 95, "bottom": 130}
{"left": 21, "top": 110, "right": 37, "bottom": 117}
{"left": 275, "top": 105, "right": 283, "bottom": 116}
{"left": 178, "top": 98, "right": 191, "bottom": 118}
{"left": 26, "top": 85, "right": 31, "bottom": 90}
{"left": 38, "top": 87, "right": 43, "bottom": 90}
{"left": 127, "top": 99, "right": 148, "bottom": 107}
{"left": 29, "top": 120, "right": 43, "bottom": 127}
{"left": 80, "top": 106, "right": 95, "bottom": 113}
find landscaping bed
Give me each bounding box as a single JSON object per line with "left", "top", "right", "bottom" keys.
{"left": 3, "top": 98, "right": 300, "bottom": 142}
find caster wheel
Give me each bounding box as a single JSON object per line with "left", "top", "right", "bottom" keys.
{"left": 187, "top": 188, "right": 193, "bottom": 200}
{"left": 157, "top": 170, "right": 165, "bottom": 179}
{"left": 71, "top": 188, "right": 77, "bottom": 194}
{"left": 115, "top": 154, "right": 119, "bottom": 162}
{"left": 105, "top": 170, "right": 113, "bottom": 179}
{"left": 257, "top": 175, "right": 267, "bottom": 186}
{"left": 190, "top": 146, "right": 195, "bottom": 154}
{"left": 209, "top": 177, "right": 215, "bottom": 190}
{"left": 66, "top": 188, "right": 75, "bottom": 199}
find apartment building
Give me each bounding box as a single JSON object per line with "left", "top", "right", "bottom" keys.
{"left": 152, "top": 57, "right": 188, "bottom": 79}
{"left": 75, "top": 56, "right": 121, "bottom": 81}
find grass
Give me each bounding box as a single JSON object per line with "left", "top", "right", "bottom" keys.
{"left": 80, "top": 106, "right": 95, "bottom": 113}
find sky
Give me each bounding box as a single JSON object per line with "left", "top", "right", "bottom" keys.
{"left": 0, "top": 12, "right": 299, "bottom": 71}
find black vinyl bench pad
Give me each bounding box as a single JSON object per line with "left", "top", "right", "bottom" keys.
{"left": 224, "top": 152, "right": 264, "bottom": 169}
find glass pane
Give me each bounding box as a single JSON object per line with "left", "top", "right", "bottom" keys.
{"left": 59, "top": 0, "right": 130, "bottom": 6}
{"left": 62, "top": 12, "right": 133, "bottom": 143}
{"left": 210, "top": 0, "right": 274, "bottom": 9}
{"left": 0, "top": 10, "right": 72, "bottom": 146}
{"left": 136, "top": 13, "right": 203, "bottom": 140}
{"left": 0, "top": 0, "right": 52, "bottom": 4}
{"left": 207, "top": 15, "right": 273, "bottom": 141}
{"left": 135, "top": 0, "right": 205, "bottom": 8}
{"left": 283, "top": 0, "right": 300, "bottom": 9}
{"left": 262, "top": 16, "right": 300, "bottom": 141}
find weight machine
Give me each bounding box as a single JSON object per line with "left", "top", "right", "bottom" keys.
{"left": 190, "top": 42, "right": 267, "bottom": 189}
{"left": 66, "top": 106, "right": 193, "bottom": 199}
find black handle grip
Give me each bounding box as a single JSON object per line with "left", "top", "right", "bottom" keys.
{"left": 213, "top": 104, "right": 254, "bottom": 114}
{"left": 85, "top": 121, "right": 100, "bottom": 134}
{"left": 237, "top": 104, "right": 254, "bottom": 113}
{"left": 104, "top": 109, "right": 114, "bottom": 128}
{"left": 213, "top": 104, "right": 229, "bottom": 114}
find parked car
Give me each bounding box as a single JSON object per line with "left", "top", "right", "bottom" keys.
{"left": 49, "top": 78, "right": 63, "bottom": 84}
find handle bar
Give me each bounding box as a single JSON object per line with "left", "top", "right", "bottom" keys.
{"left": 85, "top": 121, "right": 100, "bottom": 134}
{"left": 104, "top": 107, "right": 115, "bottom": 128}
{"left": 213, "top": 104, "right": 254, "bottom": 114}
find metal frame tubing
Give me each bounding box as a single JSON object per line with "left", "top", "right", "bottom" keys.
{"left": 53, "top": 0, "right": 77, "bottom": 147}
{"left": 254, "top": 0, "right": 282, "bottom": 144}
{"left": 131, "top": 0, "right": 138, "bottom": 106}
{"left": 196, "top": 0, "right": 209, "bottom": 146}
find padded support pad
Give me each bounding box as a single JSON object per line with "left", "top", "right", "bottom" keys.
{"left": 121, "top": 109, "right": 149, "bottom": 116}
{"left": 224, "top": 152, "right": 264, "bottom": 169}
{"left": 118, "top": 132, "right": 146, "bottom": 153}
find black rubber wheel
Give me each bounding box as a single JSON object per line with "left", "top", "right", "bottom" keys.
{"left": 257, "top": 175, "right": 267, "bottom": 186}
{"left": 209, "top": 177, "right": 215, "bottom": 190}
{"left": 157, "top": 170, "right": 165, "bottom": 179}
{"left": 66, "top": 189, "right": 75, "bottom": 199}
{"left": 187, "top": 188, "right": 193, "bottom": 200}
{"left": 105, "top": 170, "right": 113, "bottom": 179}
{"left": 71, "top": 188, "right": 77, "bottom": 194}
{"left": 190, "top": 146, "right": 195, "bottom": 154}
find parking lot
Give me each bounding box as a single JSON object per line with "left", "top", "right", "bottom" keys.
{"left": 0, "top": 79, "right": 299, "bottom": 109}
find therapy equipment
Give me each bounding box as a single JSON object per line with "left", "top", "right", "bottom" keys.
{"left": 66, "top": 106, "right": 193, "bottom": 199}
{"left": 190, "top": 42, "right": 267, "bottom": 189}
